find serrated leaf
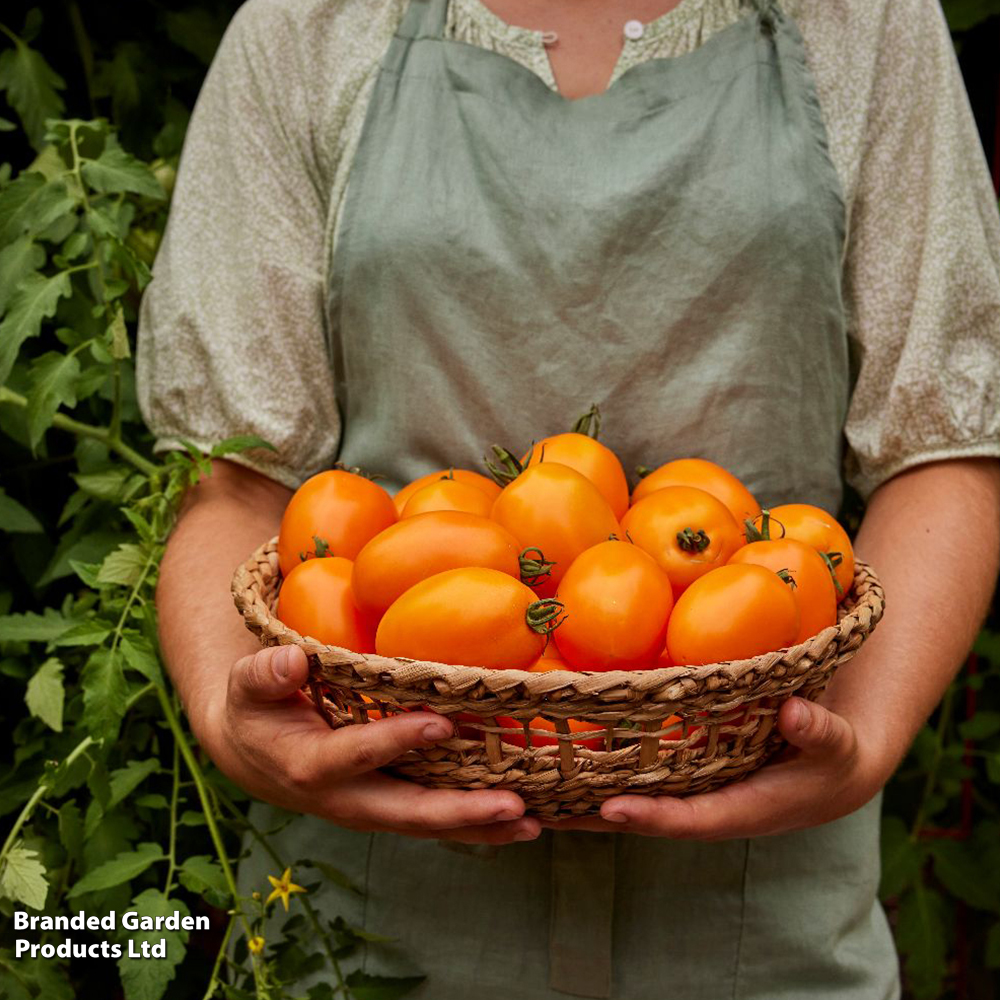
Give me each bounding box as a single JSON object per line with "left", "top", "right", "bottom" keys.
{"left": 303, "top": 859, "right": 362, "bottom": 895}
{"left": 0, "top": 842, "right": 49, "bottom": 909}
{"left": 81, "top": 147, "right": 165, "bottom": 200}
{"left": 344, "top": 971, "right": 426, "bottom": 1000}
{"left": 0, "top": 487, "right": 44, "bottom": 533}
{"left": 942, "top": 0, "right": 1000, "bottom": 32}
{"left": 96, "top": 543, "right": 149, "bottom": 587}
{"left": 0, "top": 270, "right": 73, "bottom": 384}
{"left": 0, "top": 234, "right": 45, "bottom": 313}
{"left": 25, "top": 350, "right": 80, "bottom": 449}
{"left": 109, "top": 759, "right": 160, "bottom": 811}
{"left": 25, "top": 656, "right": 64, "bottom": 731}
{"left": 0, "top": 37, "right": 65, "bottom": 148}
{"left": 118, "top": 889, "right": 188, "bottom": 1000}
{"left": 210, "top": 434, "right": 277, "bottom": 457}
{"left": 72, "top": 467, "right": 129, "bottom": 500}
{"left": 897, "top": 885, "right": 949, "bottom": 1000}
{"left": 178, "top": 855, "right": 230, "bottom": 906}
{"left": 59, "top": 800, "right": 84, "bottom": 863}
{"left": 69, "top": 559, "right": 101, "bottom": 587}
{"left": 67, "top": 842, "right": 163, "bottom": 897}
{"left": 958, "top": 711, "right": 1000, "bottom": 741}
{"left": 134, "top": 794, "right": 169, "bottom": 809}
{"left": 81, "top": 646, "right": 127, "bottom": 742}
{"left": 930, "top": 837, "right": 1000, "bottom": 912}
{"left": 120, "top": 634, "right": 163, "bottom": 685}
{"left": 0, "top": 608, "right": 71, "bottom": 642}
{"left": 50, "top": 618, "right": 113, "bottom": 646}
{"left": 0, "top": 173, "right": 75, "bottom": 246}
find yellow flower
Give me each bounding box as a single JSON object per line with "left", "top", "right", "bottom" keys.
{"left": 248, "top": 935, "right": 265, "bottom": 956}
{"left": 265, "top": 867, "right": 306, "bottom": 912}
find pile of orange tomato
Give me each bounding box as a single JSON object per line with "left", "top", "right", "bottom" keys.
{"left": 274, "top": 415, "right": 855, "bottom": 701}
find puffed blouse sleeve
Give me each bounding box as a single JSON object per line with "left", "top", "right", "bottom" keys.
{"left": 136, "top": 0, "right": 341, "bottom": 489}
{"left": 841, "top": 0, "right": 1000, "bottom": 500}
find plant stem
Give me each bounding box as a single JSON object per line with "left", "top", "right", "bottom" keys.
{"left": 0, "top": 684, "right": 154, "bottom": 864}
{"left": 163, "top": 732, "right": 181, "bottom": 895}
{"left": 0, "top": 386, "right": 158, "bottom": 476}
{"left": 200, "top": 912, "right": 237, "bottom": 1000}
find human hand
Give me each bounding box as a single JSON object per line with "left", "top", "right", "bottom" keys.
{"left": 541, "top": 696, "right": 892, "bottom": 840}
{"left": 196, "top": 644, "right": 541, "bottom": 845}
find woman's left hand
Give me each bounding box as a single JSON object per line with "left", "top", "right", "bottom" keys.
{"left": 541, "top": 695, "right": 891, "bottom": 840}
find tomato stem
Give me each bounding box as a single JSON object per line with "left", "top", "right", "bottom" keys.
{"left": 676, "top": 527, "right": 710, "bottom": 553}
{"left": 571, "top": 403, "right": 602, "bottom": 440}
{"left": 333, "top": 461, "right": 384, "bottom": 481}
{"left": 776, "top": 568, "right": 798, "bottom": 589}
{"left": 526, "top": 599, "right": 565, "bottom": 635}
{"left": 484, "top": 444, "right": 525, "bottom": 486}
{"left": 820, "top": 550, "right": 845, "bottom": 595}
{"left": 635, "top": 465, "right": 653, "bottom": 479}
{"left": 519, "top": 546, "right": 555, "bottom": 585}
{"left": 744, "top": 508, "right": 785, "bottom": 543}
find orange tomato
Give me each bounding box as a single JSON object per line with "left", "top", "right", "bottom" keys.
{"left": 352, "top": 511, "right": 520, "bottom": 618}
{"left": 375, "top": 567, "right": 562, "bottom": 670}
{"left": 400, "top": 478, "right": 494, "bottom": 518}
{"left": 667, "top": 563, "right": 799, "bottom": 666}
{"left": 277, "top": 557, "right": 375, "bottom": 652}
{"left": 522, "top": 434, "right": 629, "bottom": 520}
{"left": 631, "top": 458, "right": 761, "bottom": 526}
{"left": 491, "top": 463, "right": 620, "bottom": 597}
{"left": 621, "top": 485, "right": 744, "bottom": 598}
{"left": 393, "top": 469, "right": 501, "bottom": 515}
{"left": 277, "top": 470, "right": 397, "bottom": 577}
{"left": 728, "top": 538, "right": 838, "bottom": 644}
{"left": 554, "top": 540, "right": 673, "bottom": 670}
{"left": 766, "top": 503, "right": 855, "bottom": 602}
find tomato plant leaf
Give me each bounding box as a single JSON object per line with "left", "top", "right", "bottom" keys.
{"left": 0, "top": 608, "right": 73, "bottom": 643}
{"left": 210, "top": 434, "right": 277, "bottom": 457}
{"left": 879, "top": 816, "right": 923, "bottom": 899}
{"left": 26, "top": 349, "right": 81, "bottom": 449}
{"left": 25, "top": 655, "right": 64, "bottom": 731}
{"left": 0, "top": 270, "right": 73, "bottom": 384}
{"left": 0, "top": 234, "right": 45, "bottom": 313}
{"left": 344, "top": 971, "right": 426, "bottom": 1000}
{"left": 0, "top": 842, "right": 49, "bottom": 910}
{"left": 0, "top": 487, "right": 44, "bottom": 533}
{"left": 957, "top": 710, "right": 1000, "bottom": 741}
{"left": 96, "top": 542, "right": 150, "bottom": 587}
{"left": 81, "top": 646, "right": 128, "bottom": 742}
{"left": 930, "top": 837, "right": 1000, "bottom": 912}
{"left": 0, "top": 35, "right": 65, "bottom": 148}
{"left": 81, "top": 147, "right": 166, "bottom": 200}
{"left": 178, "top": 855, "right": 230, "bottom": 907}
{"left": 67, "top": 842, "right": 163, "bottom": 897}
{"left": 58, "top": 801, "right": 85, "bottom": 864}
{"left": 117, "top": 888, "right": 189, "bottom": 1000}
{"left": 51, "top": 618, "right": 114, "bottom": 647}
{"left": 72, "top": 467, "right": 130, "bottom": 501}
{"left": 986, "top": 921, "right": 1000, "bottom": 968}
{"left": 120, "top": 633, "right": 164, "bottom": 685}
{"left": 0, "top": 173, "right": 75, "bottom": 246}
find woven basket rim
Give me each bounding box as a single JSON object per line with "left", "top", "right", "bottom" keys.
{"left": 232, "top": 536, "right": 884, "bottom": 699}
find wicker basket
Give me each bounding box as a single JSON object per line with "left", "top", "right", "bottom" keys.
{"left": 232, "top": 537, "right": 884, "bottom": 819}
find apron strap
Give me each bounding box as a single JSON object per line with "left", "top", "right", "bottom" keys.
{"left": 396, "top": 0, "right": 449, "bottom": 40}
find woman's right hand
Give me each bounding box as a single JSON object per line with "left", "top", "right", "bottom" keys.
{"left": 197, "top": 643, "right": 541, "bottom": 845}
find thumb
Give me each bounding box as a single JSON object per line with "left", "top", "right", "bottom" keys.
{"left": 230, "top": 645, "right": 309, "bottom": 706}
{"left": 778, "top": 697, "right": 856, "bottom": 758}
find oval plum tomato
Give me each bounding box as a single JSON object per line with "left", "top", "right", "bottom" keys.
{"left": 277, "top": 470, "right": 397, "bottom": 577}
{"left": 666, "top": 563, "right": 799, "bottom": 666}
{"left": 621, "top": 485, "right": 744, "bottom": 598}
{"left": 631, "top": 457, "right": 761, "bottom": 526}
{"left": 521, "top": 435, "right": 629, "bottom": 520}
{"left": 400, "top": 477, "right": 494, "bottom": 518}
{"left": 393, "top": 468, "right": 501, "bottom": 515}
{"left": 765, "top": 503, "right": 855, "bottom": 603}
{"left": 554, "top": 540, "right": 673, "bottom": 670}
{"left": 352, "top": 511, "right": 520, "bottom": 618}
{"left": 728, "top": 538, "right": 837, "bottom": 644}
{"left": 375, "top": 567, "right": 563, "bottom": 670}
{"left": 491, "top": 463, "right": 620, "bottom": 597}
{"left": 277, "top": 556, "right": 375, "bottom": 652}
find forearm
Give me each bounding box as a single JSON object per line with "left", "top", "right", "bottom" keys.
{"left": 156, "top": 458, "right": 292, "bottom": 743}
{"left": 822, "top": 457, "right": 1000, "bottom": 774}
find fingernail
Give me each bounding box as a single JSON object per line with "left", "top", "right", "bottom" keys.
{"left": 422, "top": 722, "right": 451, "bottom": 742}
{"left": 493, "top": 808, "right": 521, "bottom": 822}
{"left": 789, "top": 699, "right": 809, "bottom": 732}
{"left": 273, "top": 647, "right": 291, "bottom": 679}
{"left": 603, "top": 812, "right": 628, "bottom": 824}
{"left": 513, "top": 827, "right": 538, "bottom": 842}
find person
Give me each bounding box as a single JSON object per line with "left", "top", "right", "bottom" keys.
{"left": 136, "top": 0, "right": 1000, "bottom": 995}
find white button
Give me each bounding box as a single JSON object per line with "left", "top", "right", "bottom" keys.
{"left": 623, "top": 19, "right": 645, "bottom": 40}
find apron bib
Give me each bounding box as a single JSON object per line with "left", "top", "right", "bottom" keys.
{"left": 246, "top": 0, "right": 900, "bottom": 996}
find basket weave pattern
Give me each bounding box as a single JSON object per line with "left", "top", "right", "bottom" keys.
{"left": 232, "top": 537, "right": 884, "bottom": 819}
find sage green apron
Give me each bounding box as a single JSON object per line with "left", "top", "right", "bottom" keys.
{"left": 243, "top": 0, "right": 901, "bottom": 995}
